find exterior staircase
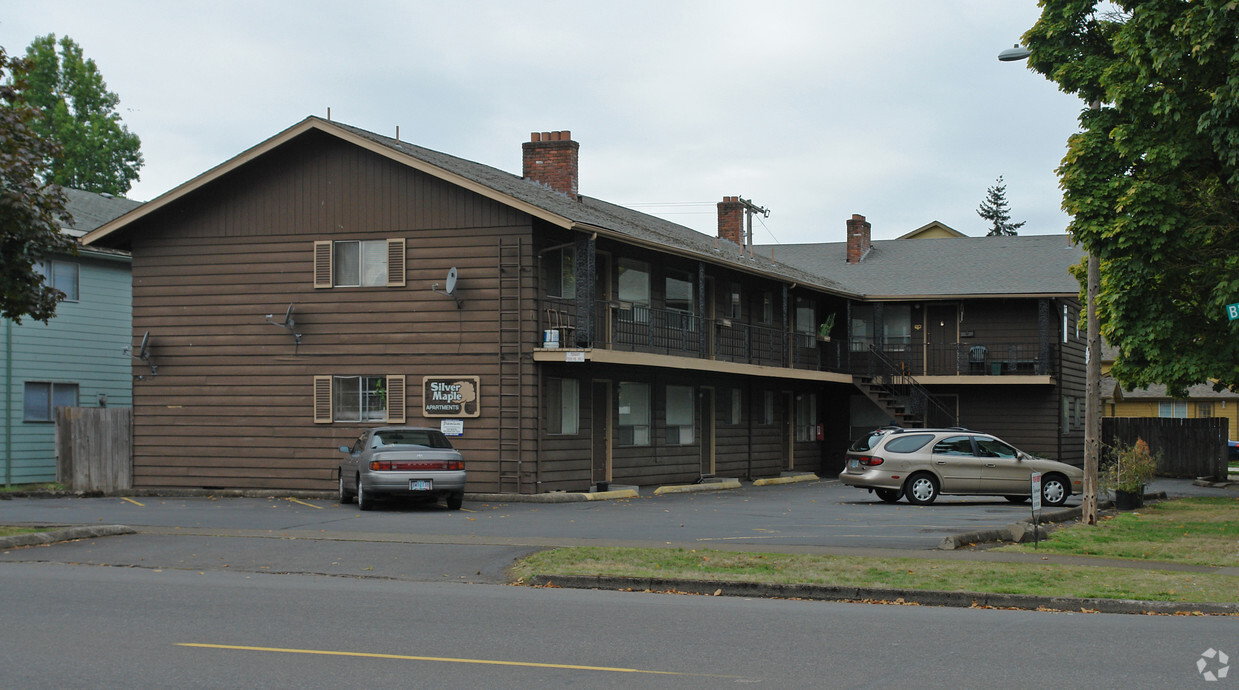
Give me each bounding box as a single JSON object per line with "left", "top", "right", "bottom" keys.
{"left": 853, "top": 375, "right": 924, "bottom": 427}
{"left": 854, "top": 345, "right": 957, "bottom": 429}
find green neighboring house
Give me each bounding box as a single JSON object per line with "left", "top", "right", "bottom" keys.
{"left": 2, "top": 189, "right": 141, "bottom": 485}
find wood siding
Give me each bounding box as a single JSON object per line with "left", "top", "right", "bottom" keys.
{"left": 125, "top": 133, "right": 537, "bottom": 491}
{"left": 2, "top": 253, "right": 133, "bottom": 484}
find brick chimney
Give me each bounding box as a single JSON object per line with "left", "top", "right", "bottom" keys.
{"left": 846, "top": 214, "right": 872, "bottom": 264}
{"left": 717, "top": 196, "right": 744, "bottom": 246}
{"left": 522, "top": 131, "right": 579, "bottom": 197}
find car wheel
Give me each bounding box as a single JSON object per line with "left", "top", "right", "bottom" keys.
{"left": 875, "top": 489, "right": 901, "bottom": 504}
{"left": 1042, "top": 474, "right": 1070, "bottom": 507}
{"left": 1004, "top": 495, "right": 1029, "bottom": 504}
{"left": 903, "top": 473, "right": 939, "bottom": 505}
{"left": 338, "top": 473, "right": 354, "bottom": 504}
{"left": 357, "top": 476, "right": 374, "bottom": 511}
{"left": 446, "top": 491, "right": 464, "bottom": 510}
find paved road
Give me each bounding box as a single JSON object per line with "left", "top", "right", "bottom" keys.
{"left": 4, "top": 560, "right": 1235, "bottom": 688}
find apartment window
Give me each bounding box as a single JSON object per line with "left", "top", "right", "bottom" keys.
{"left": 618, "top": 258, "right": 650, "bottom": 322}
{"left": 884, "top": 305, "right": 912, "bottom": 351}
{"left": 666, "top": 385, "right": 695, "bottom": 445}
{"left": 35, "top": 260, "right": 79, "bottom": 302}
{"left": 794, "top": 296, "right": 815, "bottom": 334}
{"left": 313, "top": 375, "right": 406, "bottom": 424}
{"left": 665, "top": 271, "right": 695, "bottom": 313}
{"left": 1159, "top": 401, "right": 1187, "bottom": 418}
{"left": 618, "top": 382, "right": 650, "bottom": 446}
{"left": 851, "top": 304, "right": 874, "bottom": 352}
{"left": 546, "top": 378, "right": 580, "bottom": 435}
{"left": 314, "top": 239, "right": 405, "bottom": 288}
{"left": 730, "top": 389, "right": 743, "bottom": 425}
{"left": 728, "top": 283, "right": 742, "bottom": 320}
{"left": 23, "top": 382, "right": 78, "bottom": 422}
{"left": 1197, "top": 402, "right": 1213, "bottom": 419}
{"left": 757, "top": 291, "right": 774, "bottom": 324}
{"left": 1064, "top": 397, "right": 1073, "bottom": 432}
{"left": 795, "top": 393, "right": 817, "bottom": 442}
{"left": 546, "top": 248, "right": 576, "bottom": 299}
{"left": 762, "top": 390, "right": 775, "bottom": 425}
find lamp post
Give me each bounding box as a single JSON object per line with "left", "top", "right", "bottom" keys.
{"left": 999, "top": 43, "right": 1100, "bottom": 526}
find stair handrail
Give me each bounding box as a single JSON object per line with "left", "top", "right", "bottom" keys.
{"left": 866, "top": 344, "right": 957, "bottom": 427}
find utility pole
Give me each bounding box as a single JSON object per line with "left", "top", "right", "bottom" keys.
{"left": 738, "top": 197, "right": 769, "bottom": 256}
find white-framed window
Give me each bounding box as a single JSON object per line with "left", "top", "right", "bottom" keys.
{"left": 1158, "top": 401, "right": 1187, "bottom": 418}
{"left": 314, "top": 375, "right": 406, "bottom": 424}
{"left": 35, "top": 260, "right": 79, "bottom": 302}
{"left": 546, "top": 247, "right": 576, "bottom": 299}
{"left": 334, "top": 240, "right": 387, "bottom": 287}
{"left": 23, "top": 381, "right": 78, "bottom": 422}
{"left": 762, "top": 390, "right": 775, "bottom": 425}
{"left": 618, "top": 258, "right": 650, "bottom": 322}
{"left": 794, "top": 393, "right": 817, "bottom": 442}
{"left": 314, "top": 239, "right": 405, "bottom": 288}
{"left": 850, "top": 304, "right": 874, "bottom": 352}
{"left": 546, "top": 377, "right": 580, "bottom": 435}
{"left": 730, "top": 388, "right": 743, "bottom": 425}
{"left": 617, "top": 382, "right": 650, "bottom": 446}
{"left": 666, "top": 385, "right": 695, "bottom": 445}
{"left": 884, "top": 305, "right": 912, "bottom": 351}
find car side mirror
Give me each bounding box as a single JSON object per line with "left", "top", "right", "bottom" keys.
{"left": 338, "top": 445, "right": 351, "bottom": 454}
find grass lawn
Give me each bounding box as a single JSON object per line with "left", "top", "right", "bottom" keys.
{"left": 0, "top": 526, "right": 51, "bottom": 538}
{"left": 511, "top": 497, "right": 1239, "bottom": 604}
{"left": 1001, "top": 497, "right": 1239, "bottom": 567}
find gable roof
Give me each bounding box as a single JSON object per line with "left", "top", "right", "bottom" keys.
{"left": 759, "top": 234, "right": 1086, "bottom": 299}
{"left": 1103, "top": 376, "right": 1239, "bottom": 401}
{"left": 896, "top": 220, "right": 966, "bottom": 240}
{"left": 82, "top": 116, "right": 847, "bottom": 297}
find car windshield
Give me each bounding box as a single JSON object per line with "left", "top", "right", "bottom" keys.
{"left": 371, "top": 430, "right": 453, "bottom": 449}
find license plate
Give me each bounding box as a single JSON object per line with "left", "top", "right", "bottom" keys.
{"left": 410, "top": 479, "right": 432, "bottom": 491}
{"left": 850, "top": 459, "right": 859, "bottom": 469}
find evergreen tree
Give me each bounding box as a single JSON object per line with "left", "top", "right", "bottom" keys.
{"left": 12, "top": 34, "right": 143, "bottom": 196}
{"left": 976, "top": 175, "right": 1025, "bottom": 237}
{"left": 0, "top": 47, "right": 75, "bottom": 323}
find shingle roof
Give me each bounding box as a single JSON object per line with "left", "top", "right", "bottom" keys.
{"left": 329, "top": 120, "right": 847, "bottom": 295}
{"left": 1103, "top": 375, "right": 1239, "bottom": 401}
{"left": 61, "top": 188, "right": 143, "bottom": 238}
{"left": 758, "top": 234, "right": 1086, "bottom": 298}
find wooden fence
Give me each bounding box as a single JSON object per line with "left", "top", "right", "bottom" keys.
{"left": 55, "top": 407, "right": 132, "bottom": 492}
{"left": 1101, "top": 417, "right": 1229, "bottom": 481}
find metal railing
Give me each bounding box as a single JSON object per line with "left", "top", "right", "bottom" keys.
{"left": 865, "top": 345, "right": 958, "bottom": 427}
{"left": 849, "top": 340, "right": 1055, "bottom": 377}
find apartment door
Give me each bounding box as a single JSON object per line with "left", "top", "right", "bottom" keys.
{"left": 925, "top": 305, "right": 958, "bottom": 375}
{"left": 591, "top": 381, "right": 612, "bottom": 484}
{"left": 700, "top": 387, "right": 716, "bottom": 475}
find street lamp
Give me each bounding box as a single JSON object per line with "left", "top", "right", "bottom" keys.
{"left": 998, "top": 43, "right": 1100, "bottom": 526}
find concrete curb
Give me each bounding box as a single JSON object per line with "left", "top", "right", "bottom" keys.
{"left": 527, "top": 574, "right": 1239, "bottom": 616}
{"left": 753, "top": 474, "right": 819, "bottom": 487}
{"left": 653, "top": 479, "right": 742, "bottom": 496}
{"left": 937, "top": 491, "right": 1169, "bottom": 550}
{"left": 0, "top": 525, "right": 135, "bottom": 549}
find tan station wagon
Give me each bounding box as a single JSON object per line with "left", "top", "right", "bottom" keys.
{"left": 840, "top": 427, "right": 1083, "bottom": 506}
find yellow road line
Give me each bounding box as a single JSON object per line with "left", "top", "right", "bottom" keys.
{"left": 177, "top": 643, "right": 742, "bottom": 678}
{"left": 285, "top": 498, "right": 322, "bottom": 509}
{"left": 121, "top": 497, "right": 144, "bottom": 507}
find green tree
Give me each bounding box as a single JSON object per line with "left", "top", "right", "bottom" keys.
{"left": 0, "top": 47, "right": 75, "bottom": 324}
{"left": 1024, "top": 0, "right": 1239, "bottom": 394}
{"left": 13, "top": 34, "right": 142, "bottom": 196}
{"left": 976, "top": 175, "right": 1025, "bottom": 236}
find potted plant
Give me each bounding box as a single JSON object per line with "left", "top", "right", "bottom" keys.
{"left": 817, "top": 313, "right": 837, "bottom": 342}
{"left": 1100, "top": 437, "right": 1159, "bottom": 510}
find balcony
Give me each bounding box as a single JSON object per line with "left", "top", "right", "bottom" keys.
{"left": 849, "top": 341, "right": 1056, "bottom": 378}
{"left": 540, "top": 298, "right": 842, "bottom": 373}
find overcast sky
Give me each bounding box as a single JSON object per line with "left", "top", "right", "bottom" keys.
{"left": 2, "top": 1, "right": 1084, "bottom": 243}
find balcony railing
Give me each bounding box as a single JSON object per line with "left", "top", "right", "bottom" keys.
{"left": 540, "top": 298, "right": 841, "bottom": 372}
{"left": 849, "top": 340, "right": 1056, "bottom": 377}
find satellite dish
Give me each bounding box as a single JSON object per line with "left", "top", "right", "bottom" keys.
{"left": 445, "top": 267, "right": 458, "bottom": 295}
{"left": 283, "top": 303, "right": 294, "bottom": 328}
{"left": 139, "top": 331, "right": 150, "bottom": 357}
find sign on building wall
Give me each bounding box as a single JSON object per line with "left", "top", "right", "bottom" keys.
{"left": 423, "top": 376, "right": 481, "bottom": 418}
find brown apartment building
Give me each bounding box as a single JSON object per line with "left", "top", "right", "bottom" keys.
{"left": 83, "top": 117, "right": 1085, "bottom": 493}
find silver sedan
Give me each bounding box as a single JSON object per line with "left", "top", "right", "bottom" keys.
{"left": 338, "top": 427, "right": 467, "bottom": 510}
